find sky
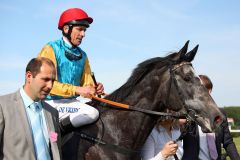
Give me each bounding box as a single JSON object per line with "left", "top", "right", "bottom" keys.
{"left": 0, "top": 0, "right": 239, "bottom": 107}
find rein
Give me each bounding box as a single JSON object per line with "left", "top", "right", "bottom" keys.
{"left": 90, "top": 95, "right": 186, "bottom": 118}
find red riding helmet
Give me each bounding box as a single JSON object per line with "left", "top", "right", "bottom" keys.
{"left": 58, "top": 8, "right": 93, "bottom": 30}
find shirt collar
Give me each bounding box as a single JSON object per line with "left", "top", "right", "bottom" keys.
{"left": 20, "top": 87, "right": 42, "bottom": 109}
{"left": 62, "top": 37, "right": 82, "bottom": 52}
{"left": 62, "top": 36, "right": 72, "bottom": 47}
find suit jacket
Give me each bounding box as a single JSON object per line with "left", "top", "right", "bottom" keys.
{"left": 0, "top": 90, "right": 62, "bottom": 160}
{"left": 182, "top": 109, "right": 240, "bottom": 160}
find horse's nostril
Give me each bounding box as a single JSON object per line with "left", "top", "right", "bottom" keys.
{"left": 214, "top": 116, "right": 222, "bottom": 125}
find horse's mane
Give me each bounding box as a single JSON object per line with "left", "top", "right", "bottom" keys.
{"left": 105, "top": 52, "right": 178, "bottom": 102}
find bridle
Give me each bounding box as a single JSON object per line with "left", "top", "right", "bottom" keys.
{"left": 167, "top": 61, "right": 200, "bottom": 123}
{"left": 165, "top": 61, "right": 201, "bottom": 159}
{"left": 76, "top": 61, "right": 201, "bottom": 157}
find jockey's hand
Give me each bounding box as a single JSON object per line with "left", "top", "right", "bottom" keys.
{"left": 95, "top": 82, "right": 104, "bottom": 95}
{"left": 75, "top": 86, "right": 96, "bottom": 98}
{"left": 161, "top": 141, "right": 178, "bottom": 158}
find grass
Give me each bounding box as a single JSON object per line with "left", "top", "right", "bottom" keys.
{"left": 223, "top": 136, "right": 240, "bottom": 160}
{"left": 235, "top": 136, "right": 240, "bottom": 152}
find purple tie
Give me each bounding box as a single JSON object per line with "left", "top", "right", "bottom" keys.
{"left": 207, "top": 133, "right": 218, "bottom": 160}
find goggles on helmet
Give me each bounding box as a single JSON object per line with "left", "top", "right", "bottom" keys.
{"left": 66, "top": 20, "right": 90, "bottom": 28}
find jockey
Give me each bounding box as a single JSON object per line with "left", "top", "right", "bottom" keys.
{"left": 38, "top": 8, "right": 104, "bottom": 133}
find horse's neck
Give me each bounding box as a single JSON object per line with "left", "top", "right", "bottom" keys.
{"left": 130, "top": 116, "right": 156, "bottom": 149}
{"left": 98, "top": 99, "right": 157, "bottom": 150}
{"left": 95, "top": 79, "right": 167, "bottom": 150}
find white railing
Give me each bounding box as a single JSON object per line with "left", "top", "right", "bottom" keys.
{"left": 229, "top": 126, "right": 240, "bottom": 133}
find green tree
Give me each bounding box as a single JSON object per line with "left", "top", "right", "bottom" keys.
{"left": 223, "top": 106, "right": 240, "bottom": 126}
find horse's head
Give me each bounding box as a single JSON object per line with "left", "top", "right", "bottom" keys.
{"left": 106, "top": 41, "right": 224, "bottom": 133}
{"left": 164, "top": 41, "right": 224, "bottom": 132}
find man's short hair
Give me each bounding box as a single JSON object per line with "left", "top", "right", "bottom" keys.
{"left": 199, "top": 74, "right": 213, "bottom": 91}
{"left": 26, "top": 57, "right": 55, "bottom": 77}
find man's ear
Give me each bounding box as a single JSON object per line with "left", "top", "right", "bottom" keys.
{"left": 63, "top": 25, "right": 69, "bottom": 34}
{"left": 25, "top": 71, "right": 32, "bottom": 83}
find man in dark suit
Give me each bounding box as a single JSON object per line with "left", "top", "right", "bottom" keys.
{"left": 182, "top": 75, "right": 240, "bottom": 160}
{"left": 0, "top": 57, "right": 62, "bottom": 159}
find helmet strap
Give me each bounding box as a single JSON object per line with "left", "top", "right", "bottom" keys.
{"left": 62, "top": 25, "right": 77, "bottom": 48}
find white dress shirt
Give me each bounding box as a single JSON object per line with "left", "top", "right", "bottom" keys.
{"left": 141, "top": 125, "right": 183, "bottom": 160}
{"left": 198, "top": 125, "right": 212, "bottom": 160}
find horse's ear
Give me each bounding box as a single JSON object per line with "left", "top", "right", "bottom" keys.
{"left": 185, "top": 45, "right": 199, "bottom": 62}
{"left": 179, "top": 40, "right": 190, "bottom": 59}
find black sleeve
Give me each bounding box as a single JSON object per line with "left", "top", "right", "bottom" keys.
{"left": 221, "top": 109, "right": 240, "bottom": 160}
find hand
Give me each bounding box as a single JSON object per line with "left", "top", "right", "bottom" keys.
{"left": 161, "top": 141, "right": 178, "bottom": 158}
{"left": 95, "top": 82, "right": 104, "bottom": 95}
{"left": 179, "top": 119, "right": 187, "bottom": 125}
{"left": 179, "top": 118, "right": 187, "bottom": 129}
{"left": 75, "top": 86, "right": 96, "bottom": 98}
